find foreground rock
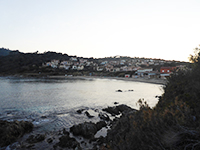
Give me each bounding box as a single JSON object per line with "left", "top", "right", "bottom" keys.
{"left": 26, "top": 134, "right": 45, "bottom": 144}
{"left": 102, "top": 104, "right": 135, "bottom": 116}
{"left": 55, "top": 130, "right": 81, "bottom": 149}
{"left": 98, "top": 112, "right": 110, "bottom": 121}
{"left": 0, "top": 120, "right": 33, "bottom": 147}
{"left": 105, "top": 110, "right": 136, "bottom": 149}
{"left": 85, "top": 111, "right": 94, "bottom": 118}
{"left": 100, "top": 105, "right": 137, "bottom": 150}
{"left": 70, "top": 121, "right": 107, "bottom": 139}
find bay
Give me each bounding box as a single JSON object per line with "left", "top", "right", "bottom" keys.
{"left": 0, "top": 77, "right": 163, "bottom": 132}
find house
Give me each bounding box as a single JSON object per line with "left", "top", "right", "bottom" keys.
{"left": 136, "top": 68, "right": 153, "bottom": 77}
{"left": 60, "top": 61, "right": 72, "bottom": 65}
{"left": 105, "top": 65, "right": 114, "bottom": 72}
{"left": 64, "top": 66, "right": 70, "bottom": 70}
{"left": 101, "top": 61, "right": 107, "bottom": 65}
{"left": 70, "top": 57, "right": 78, "bottom": 61}
{"left": 137, "top": 68, "right": 153, "bottom": 73}
{"left": 160, "top": 73, "right": 170, "bottom": 79}
{"left": 77, "top": 65, "right": 84, "bottom": 70}
{"left": 147, "top": 71, "right": 160, "bottom": 78}
{"left": 72, "top": 65, "right": 77, "bottom": 70}
{"left": 160, "top": 67, "right": 176, "bottom": 79}
{"left": 113, "top": 68, "right": 120, "bottom": 72}
{"left": 97, "top": 67, "right": 104, "bottom": 71}
{"left": 160, "top": 67, "right": 176, "bottom": 73}
{"left": 125, "top": 74, "right": 130, "bottom": 78}
{"left": 121, "top": 66, "right": 128, "bottom": 71}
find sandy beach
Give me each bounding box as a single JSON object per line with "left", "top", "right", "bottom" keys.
{"left": 48, "top": 75, "right": 166, "bottom": 85}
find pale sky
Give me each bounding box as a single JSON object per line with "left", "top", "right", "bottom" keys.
{"left": 1, "top": 0, "right": 200, "bottom": 61}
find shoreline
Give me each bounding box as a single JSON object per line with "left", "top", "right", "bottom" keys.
{"left": 47, "top": 75, "right": 166, "bottom": 85}
{"left": 0, "top": 74, "right": 166, "bottom": 85}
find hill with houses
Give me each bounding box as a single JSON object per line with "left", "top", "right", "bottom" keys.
{"left": 0, "top": 48, "right": 190, "bottom": 78}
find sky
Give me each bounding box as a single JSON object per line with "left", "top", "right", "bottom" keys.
{"left": 0, "top": 0, "right": 200, "bottom": 61}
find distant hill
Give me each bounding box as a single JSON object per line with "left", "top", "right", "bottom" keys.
{"left": 0, "top": 50, "right": 70, "bottom": 75}
{"left": 0, "top": 48, "right": 11, "bottom": 56}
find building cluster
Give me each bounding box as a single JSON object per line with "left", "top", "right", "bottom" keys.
{"left": 44, "top": 56, "right": 187, "bottom": 79}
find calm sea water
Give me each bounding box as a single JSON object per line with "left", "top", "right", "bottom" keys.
{"left": 0, "top": 77, "right": 163, "bottom": 132}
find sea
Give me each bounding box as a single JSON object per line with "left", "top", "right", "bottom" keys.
{"left": 0, "top": 76, "right": 163, "bottom": 134}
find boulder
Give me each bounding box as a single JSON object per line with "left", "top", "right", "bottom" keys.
{"left": 98, "top": 112, "right": 110, "bottom": 121}
{"left": 85, "top": 111, "right": 94, "bottom": 118}
{"left": 56, "top": 134, "right": 81, "bottom": 149}
{"left": 102, "top": 104, "right": 135, "bottom": 116}
{"left": 96, "top": 121, "right": 107, "bottom": 130}
{"left": 26, "top": 134, "right": 45, "bottom": 144}
{"left": 116, "top": 89, "right": 123, "bottom": 92}
{"left": 70, "top": 122, "right": 97, "bottom": 138}
{"left": 47, "top": 138, "right": 53, "bottom": 143}
{"left": 77, "top": 109, "right": 85, "bottom": 114}
{"left": 114, "top": 102, "right": 119, "bottom": 105}
{"left": 117, "top": 104, "right": 134, "bottom": 114}
{"left": 0, "top": 120, "right": 33, "bottom": 147}
{"left": 70, "top": 121, "right": 107, "bottom": 139}
{"left": 102, "top": 106, "right": 120, "bottom": 116}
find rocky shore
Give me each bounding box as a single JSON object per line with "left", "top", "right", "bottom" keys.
{"left": 0, "top": 104, "right": 137, "bottom": 150}
{"left": 0, "top": 120, "right": 33, "bottom": 148}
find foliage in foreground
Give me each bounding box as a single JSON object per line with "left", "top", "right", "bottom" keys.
{"left": 106, "top": 46, "right": 200, "bottom": 150}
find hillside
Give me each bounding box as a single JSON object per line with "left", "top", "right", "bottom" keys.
{"left": 0, "top": 48, "right": 189, "bottom": 76}
{"left": 0, "top": 48, "right": 11, "bottom": 56}
{"left": 0, "top": 51, "right": 70, "bottom": 75}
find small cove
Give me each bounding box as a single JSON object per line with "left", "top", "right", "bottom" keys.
{"left": 0, "top": 77, "right": 163, "bottom": 132}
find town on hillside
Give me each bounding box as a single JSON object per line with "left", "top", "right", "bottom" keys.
{"left": 43, "top": 56, "right": 188, "bottom": 79}
{"left": 0, "top": 48, "right": 189, "bottom": 78}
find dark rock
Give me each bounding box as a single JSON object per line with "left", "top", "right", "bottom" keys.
{"left": 102, "top": 104, "right": 135, "bottom": 116}
{"left": 94, "top": 109, "right": 99, "bottom": 112}
{"left": 85, "top": 111, "right": 94, "bottom": 118}
{"left": 56, "top": 134, "right": 81, "bottom": 149}
{"left": 96, "top": 136, "right": 105, "bottom": 145}
{"left": 41, "top": 116, "right": 47, "bottom": 119}
{"left": 117, "top": 104, "right": 134, "bottom": 114}
{"left": 70, "top": 121, "right": 107, "bottom": 139}
{"left": 81, "top": 141, "right": 87, "bottom": 146}
{"left": 128, "top": 89, "right": 134, "bottom": 92}
{"left": 98, "top": 112, "right": 110, "bottom": 121}
{"left": 114, "top": 102, "right": 119, "bottom": 105}
{"left": 70, "top": 122, "right": 97, "bottom": 138}
{"left": 96, "top": 121, "right": 107, "bottom": 130}
{"left": 77, "top": 109, "right": 85, "bottom": 114}
{"left": 102, "top": 106, "right": 120, "bottom": 116}
{"left": 26, "top": 134, "right": 45, "bottom": 144}
{"left": 0, "top": 120, "right": 33, "bottom": 147}
{"left": 104, "top": 108, "right": 137, "bottom": 150}
{"left": 62, "top": 128, "right": 69, "bottom": 135}
{"left": 155, "top": 95, "right": 161, "bottom": 99}
{"left": 26, "top": 144, "right": 34, "bottom": 148}
{"left": 116, "top": 89, "right": 123, "bottom": 92}
{"left": 47, "top": 138, "right": 53, "bottom": 143}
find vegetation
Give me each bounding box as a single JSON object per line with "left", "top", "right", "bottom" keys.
{"left": 0, "top": 48, "right": 188, "bottom": 77}
{"left": 105, "top": 46, "right": 200, "bottom": 150}
{"left": 0, "top": 50, "right": 70, "bottom": 75}
{"left": 0, "top": 48, "right": 11, "bottom": 56}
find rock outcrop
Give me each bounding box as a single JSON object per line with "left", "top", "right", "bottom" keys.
{"left": 102, "top": 104, "right": 135, "bottom": 116}
{"left": 0, "top": 120, "right": 33, "bottom": 147}
{"left": 70, "top": 121, "right": 107, "bottom": 139}
{"left": 55, "top": 130, "right": 81, "bottom": 149}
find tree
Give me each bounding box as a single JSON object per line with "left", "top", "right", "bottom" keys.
{"left": 189, "top": 45, "right": 200, "bottom": 63}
